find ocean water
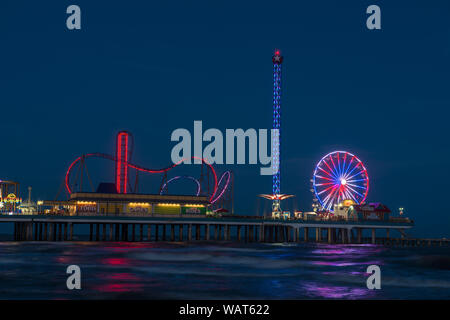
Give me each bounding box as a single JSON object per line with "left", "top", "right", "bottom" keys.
{"left": 0, "top": 241, "right": 449, "bottom": 300}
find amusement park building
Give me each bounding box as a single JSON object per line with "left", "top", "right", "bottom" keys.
{"left": 334, "top": 200, "right": 391, "bottom": 221}
{"left": 42, "top": 192, "right": 209, "bottom": 216}
{"left": 0, "top": 180, "right": 22, "bottom": 214}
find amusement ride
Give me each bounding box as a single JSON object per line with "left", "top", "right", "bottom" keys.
{"left": 63, "top": 131, "right": 233, "bottom": 212}
{"left": 312, "top": 151, "right": 369, "bottom": 212}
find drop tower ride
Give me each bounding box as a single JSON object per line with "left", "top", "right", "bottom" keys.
{"left": 272, "top": 50, "right": 283, "bottom": 213}
{"left": 259, "top": 50, "right": 293, "bottom": 217}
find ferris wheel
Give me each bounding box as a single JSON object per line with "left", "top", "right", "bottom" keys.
{"left": 312, "top": 151, "right": 369, "bottom": 212}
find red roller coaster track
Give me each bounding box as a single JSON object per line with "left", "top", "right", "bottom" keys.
{"left": 65, "top": 153, "right": 218, "bottom": 202}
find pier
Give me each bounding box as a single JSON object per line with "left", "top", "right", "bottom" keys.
{"left": 1, "top": 214, "right": 445, "bottom": 247}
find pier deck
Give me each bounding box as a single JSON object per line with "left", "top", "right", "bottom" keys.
{"left": 0, "top": 214, "right": 444, "bottom": 247}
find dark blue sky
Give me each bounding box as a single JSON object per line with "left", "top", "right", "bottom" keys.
{"left": 1, "top": 1, "right": 449, "bottom": 237}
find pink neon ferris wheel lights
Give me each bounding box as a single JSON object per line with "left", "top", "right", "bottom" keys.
{"left": 312, "top": 151, "right": 369, "bottom": 212}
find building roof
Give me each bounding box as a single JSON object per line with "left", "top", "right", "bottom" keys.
{"left": 354, "top": 202, "right": 391, "bottom": 213}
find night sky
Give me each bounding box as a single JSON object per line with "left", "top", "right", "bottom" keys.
{"left": 1, "top": 1, "right": 449, "bottom": 237}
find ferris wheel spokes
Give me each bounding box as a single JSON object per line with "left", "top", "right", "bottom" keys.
{"left": 312, "top": 151, "right": 369, "bottom": 212}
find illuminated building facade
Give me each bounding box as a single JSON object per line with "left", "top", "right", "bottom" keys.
{"left": 0, "top": 180, "right": 22, "bottom": 214}
{"left": 42, "top": 192, "right": 209, "bottom": 216}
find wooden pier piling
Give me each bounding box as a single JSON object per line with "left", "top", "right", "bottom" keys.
{"left": 179, "top": 224, "right": 183, "bottom": 241}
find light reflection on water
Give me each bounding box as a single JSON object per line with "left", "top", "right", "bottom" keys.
{"left": 0, "top": 241, "right": 449, "bottom": 299}
{"left": 301, "top": 282, "right": 376, "bottom": 299}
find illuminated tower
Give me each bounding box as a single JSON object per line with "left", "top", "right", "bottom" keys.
{"left": 115, "top": 131, "right": 131, "bottom": 193}
{"left": 272, "top": 50, "right": 283, "bottom": 213}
